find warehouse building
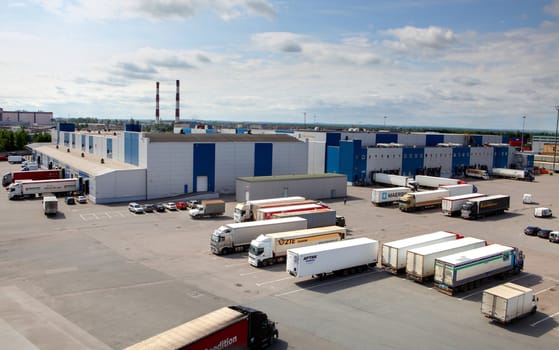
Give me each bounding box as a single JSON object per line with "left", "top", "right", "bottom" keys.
{"left": 235, "top": 173, "right": 347, "bottom": 202}
{"left": 28, "top": 124, "right": 307, "bottom": 203}
{"left": 0, "top": 107, "right": 53, "bottom": 126}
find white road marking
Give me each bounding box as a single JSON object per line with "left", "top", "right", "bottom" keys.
{"left": 256, "top": 276, "right": 293, "bottom": 287}
{"left": 530, "top": 311, "right": 559, "bottom": 327}
{"left": 273, "top": 270, "right": 381, "bottom": 296}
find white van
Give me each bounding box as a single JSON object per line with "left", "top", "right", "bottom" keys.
{"left": 534, "top": 207, "right": 552, "bottom": 218}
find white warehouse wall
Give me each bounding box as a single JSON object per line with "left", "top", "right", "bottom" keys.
{"left": 215, "top": 143, "right": 254, "bottom": 194}
{"left": 93, "top": 169, "right": 146, "bottom": 204}
{"left": 307, "top": 141, "right": 326, "bottom": 174}
{"left": 469, "top": 146, "right": 493, "bottom": 168}
{"left": 366, "top": 148, "right": 403, "bottom": 174}
{"left": 424, "top": 147, "right": 453, "bottom": 176}
{"left": 399, "top": 133, "right": 426, "bottom": 147}
{"left": 444, "top": 134, "right": 467, "bottom": 144}
{"left": 145, "top": 142, "right": 193, "bottom": 199}
{"left": 272, "top": 142, "right": 308, "bottom": 175}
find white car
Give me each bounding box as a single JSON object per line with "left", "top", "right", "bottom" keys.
{"left": 164, "top": 202, "right": 177, "bottom": 211}
{"left": 128, "top": 202, "right": 145, "bottom": 214}
{"left": 77, "top": 195, "right": 87, "bottom": 204}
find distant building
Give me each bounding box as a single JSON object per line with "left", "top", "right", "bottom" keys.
{"left": 0, "top": 107, "right": 53, "bottom": 126}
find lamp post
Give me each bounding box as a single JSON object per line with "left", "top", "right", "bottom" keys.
{"left": 554, "top": 106, "right": 559, "bottom": 173}
{"left": 521, "top": 115, "right": 526, "bottom": 152}
{"left": 384, "top": 116, "right": 387, "bottom": 127}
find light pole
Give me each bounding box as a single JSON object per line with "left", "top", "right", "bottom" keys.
{"left": 554, "top": 106, "right": 559, "bottom": 173}
{"left": 521, "top": 115, "right": 526, "bottom": 152}
{"left": 304, "top": 112, "right": 306, "bottom": 129}
{"left": 384, "top": 116, "right": 387, "bottom": 127}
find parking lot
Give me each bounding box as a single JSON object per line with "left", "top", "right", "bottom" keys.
{"left": 0, "top": 161, "right": 558, "bottom": 349}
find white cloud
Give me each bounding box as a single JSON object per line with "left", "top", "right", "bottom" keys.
{"left": 383, "top": 26, "right": 457, "bottom": 53}
{"left": 544, "top": 0, "right": 559, "bottom": 16}
{"left": 36, "top": 0, "right": 275, "bottom": 21}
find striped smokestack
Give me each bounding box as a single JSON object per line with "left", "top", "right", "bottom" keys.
{"left": 175, "top": 80, "right": 180, "bottom": 123}
{"left": 156, "top": 81, "right": 160, "bottom": 124}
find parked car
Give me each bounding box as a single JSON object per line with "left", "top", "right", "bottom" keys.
{"left": 164, "top": 202, "right": 177, "bottom": 211}
{"left": 534, "top": 207, "right": 552, "bottom": 218}
{"left": 65, "top": 196, "right": 75, "bottom": 205}
{"left": 143, "top": 203, "right": 155, "bottom": 213}
{"left": 524, "top": 226, "right": 540, "bottom": 236}
{"left": 128, "top": 202, "right": 144, "bottom": 214}
{"left": 187, "top": 200, "right": 200, "bottom": 209}
{"left": 176, "top": 201, "right": 188, "bottom": 210}
{"left": 77, "top": 195, "right": 87, "bottom": 204}
{"left": 155, "top": 203, "right": 165, "bottom": 212}
{"left": 537, "top": 228, "right": 552, "bottom": 239}
{"left": 549, "top": 231, "right": 559, "bottom": 243}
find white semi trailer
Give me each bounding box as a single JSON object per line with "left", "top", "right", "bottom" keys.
{"left": 286, "top": 238, "right": 378, "bottom": 279}
{"left": 248, "top": 226, "right": 346, "bottom": 267}
{"left": 405, "top": 237, "right": 486, "bottom": 282}
{"left": 372, "top": 173, "right": 414, "bottom": 188}
{"left": 210, "top": 217, "right": 307, "bottom": 255}
{"left": 441, "top": 193, "right": 487, "bottom": 216}
{"left": 234, "top": 196, "right": 306, "bottom": 222}
{"left": 371, "top": 187, "right": 412, "bottom": 206}
{"left": 381, "top": 231, "right": 461, "bottom": 274}
{"left": 8, "top": 178, "right": 79, "bottom": 200}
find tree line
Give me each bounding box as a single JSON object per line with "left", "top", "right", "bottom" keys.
{"left": 0, "top": 129, "right": 51, "bottom": 152}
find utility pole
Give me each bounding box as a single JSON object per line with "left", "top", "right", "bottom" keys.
{"left": 554, "top": 106, "right": 559, "bottom": 173}
{"left": 521, "top": 115, "right": 526, "bottom": 152}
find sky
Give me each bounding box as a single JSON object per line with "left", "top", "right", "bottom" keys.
{"left": 1, "top": 0, "right": 559, "bottom": 131}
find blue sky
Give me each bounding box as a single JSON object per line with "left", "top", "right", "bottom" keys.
{"left": 1, "top": 0, "right": 559, "bottom": 131}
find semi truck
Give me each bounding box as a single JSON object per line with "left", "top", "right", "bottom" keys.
{"left": 123, "top": 305, "right": 278, "bottom": 350}
{"left": 461, "top": 194, "right": 510, "bottom": 219}
{"left": 234, "top": 196, "right": 306, "bottom": 222}
{"left": 272, "top": 208, "right": 338, "bottom": 228}
{"left": 398, "top": 184, "right": 473, "bottom": 212}
{"left": 286, "top": 237, "right": 378, "bottom": 279}
{"left": 465, "top": 168, "right": 490, "bottom": 180}
{"left": 371, "top": 187, "right": 412, "bottom": 206}
{"left": 491, "top": 168, "right": 534, "bottom": 181}
{"left": 256, "top": 203, "right": 327, "bottom": 221}
{"left": 381, "top": 231, "right": 461, "bottom": 274}
{"left": 481, "top": 283, "right": 538, "bottom": 324}
{"left": 248, "top": 226, "right": 346, "bottom": 267}
{"left": 372, "top": 173, "right": 415, "bottom": 188}
{"left": 441, "top": 193, "right": 487, "bottom": 216}
{"left": 8, "top": 178, "right": 79, "bottom": 200}
{"left": 433, "top": 244, "right": 525, "bottom": 295}
{"left": 2, "top": 169, "right": 64, "bottom": 187}
{"left": 42, "top": 193, "right": 58, "bottom": 216}
{"left": 414, "top": 175, "right": 466, "bottom": 189}
{"left": 210, "top": 217, "right": 308, "bottom": 255}
{"left": 405, "top": 237, "right": 486, "bottom": 282}
{"left": 189, "top": 199, "right": 226, "bottom": 218}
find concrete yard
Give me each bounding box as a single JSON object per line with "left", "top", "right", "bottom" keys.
{"left": 0, "top": 161, "right": 558, "bottom": 349}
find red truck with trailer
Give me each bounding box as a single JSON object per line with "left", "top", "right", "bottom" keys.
{"left": 123, "top": 305, "right": 278, "bottom": 350}
{"left": 2, "top": 169, "right": 64, "bottom": 187}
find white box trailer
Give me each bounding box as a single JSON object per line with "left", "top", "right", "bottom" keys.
{"left": 406, "top": 237, "right": 486, "bottom": 282}
{"left": 286, "top": 237, "right": 378, "bottom": 279}
{"left": 256, "top": 203, "right": 327, "bottom": 221}
{"left": 414, "top": 175, "right": 464, "bottom": 188}
{"left": 234, "top": 196, "right": 306, "bottom": 222}
{"left": 381, "top": 231, "right": 460, "bottom": 274}
{"left": 441, "top": 193, "right": 487, "bottom": 216}
{"left": 371, "top": 187, "right": 412, "bottom": 206}
{"left": 434, "top": 244, "right": 525, "bottom": 295}
{"left": 210, "top": 217, "right": 308, "bottom": 255}
{"left": 465, "top": 168, "right": 490, "bottom": 180}
{"left": 491, "top": 168, "right": 534, "bottom": 181}
{"left": 481, "top": 283, "right": 538, "bottom": 324}
{"left": 272, "top": 208, "right": 337, "bottom": 228}
{"left": 8, "top": 178, "right": 79, "bottom": 200}
{"left": 42, "top": 194, "right": 58, "bottom": 216}
{"left": 372, "top": 173, "right": 414, "bottom": 188}
{"left": 248, "top": 226, "right": 346, "bottom": 267}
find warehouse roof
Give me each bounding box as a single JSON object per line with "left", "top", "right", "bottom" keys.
{"left": 144, "top": 133, "right": 301, "bottom": 143}
{"left": 237, "top": 173, "right": 347, "bottom": 182}
{"left": 28, "top": 143, "right": 141, "bottom": 176}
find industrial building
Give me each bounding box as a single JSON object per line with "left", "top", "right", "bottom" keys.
{"left": 28, "top": 124, "right": 307, "bottom": 203}
{"left": 235, "top": 173, "right": 347, "bottom": 202}
{"left": 0, "top": 107, "right": 53, "bottom": 126}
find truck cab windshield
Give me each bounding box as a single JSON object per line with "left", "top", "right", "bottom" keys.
{"left": 210, "top": 233, "right": 223, "bottom": 242}
{"left": 249, "top": 245, "right": 264, "bottom": 256}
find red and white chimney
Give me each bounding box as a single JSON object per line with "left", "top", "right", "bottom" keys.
{"left": 175, "top": 80, "right": 180, "bottom": 123}
{"left": 155, "top": 81, "right": 160, "bottom": 124}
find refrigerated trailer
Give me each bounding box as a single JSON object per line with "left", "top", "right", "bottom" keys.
{"left": 414, "top": 175, "right": 465, "bottom": 188}
{"left": 381, "top": 231, "right": 461, "bottom": 274}
{"left": 491, "top": 168, "right": 534, "bottom": 181}
{"left": 441, "top": 193, "right": 487, "bottom": 216}
{"left": 210, "top": 217, "right": 308, "bottom": 255}
{"left": 248, "top": 226, "right": 346, "bottom": 267}
{"left": 8, "top": 178, "right": 79, "bottom": 200}
{"left": 405, "top": 237, "right": 486, "bottom": 282}
{"left": 2, "top": 169, "right": 64, "bottom": 187}
{"left": 286, "top": 237, "right": 378, "bottom": 279}
{"left": 372, "top": 173, "right": 414, "bottom": 188}
{"left": 481, "top": 283, "right": 537, "bottom": 324}
{"left": 433, "top": 244, "right": 524, "bottom": 295}
{"left": 123, "top": 305, "right": 278, "bottom": 350}
{"left": 398, "top": 184, "right": 474, "bottom": 212}
{"left": 256, "top": 203, "right": 327, "bottom": 221}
